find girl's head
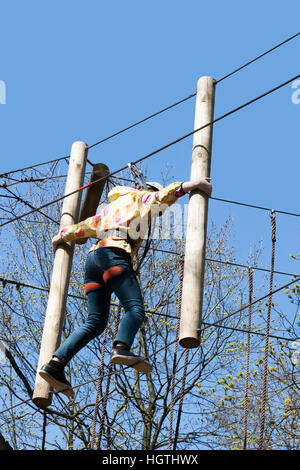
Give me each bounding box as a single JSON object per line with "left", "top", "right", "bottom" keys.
{"left": 145, "top": 181, "right": 163, "bottom": 192}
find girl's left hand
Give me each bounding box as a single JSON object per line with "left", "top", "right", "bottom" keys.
{"left": 51, "top": 233, "right": 65, "bottom": 253}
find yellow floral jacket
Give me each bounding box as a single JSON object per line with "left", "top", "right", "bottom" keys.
{"left": 60, "top": 182, "right": 184, "bottom": 259}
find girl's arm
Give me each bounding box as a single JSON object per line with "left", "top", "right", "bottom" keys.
{"left": 181, "top": 177, "right": 212, "bottom": 197}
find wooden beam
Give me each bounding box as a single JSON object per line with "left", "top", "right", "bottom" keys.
{"left": 179, "top": 76, "right": 215, "bottom": 348}
{"left": 32, "top": 141, "right": 87, "bottom": 407}
{"left": 75, "top": 163, "right": 110, "bottom": 244}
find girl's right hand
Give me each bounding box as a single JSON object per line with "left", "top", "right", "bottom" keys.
{"left": 182, "top": 178, "right": 212, "bottom": 197}
{"left": 197, "top": 177, "right": 212, "bottom": 197}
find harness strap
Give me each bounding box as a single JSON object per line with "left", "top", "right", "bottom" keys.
{"left": 85, "top": 282, "right": 104, "bottom": 294}
{"left": 102, "top": 228, "right": 136, "bottom": 249}
{"left": 103, "top": 266, "right": 125, "bottom": 283}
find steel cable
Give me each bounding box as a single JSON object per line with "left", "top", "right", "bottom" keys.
{"left": 1, "top": 73, "right": 299, "bottom": 231}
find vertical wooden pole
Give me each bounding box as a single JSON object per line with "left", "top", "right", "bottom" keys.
{"left": 179, "top": 76, "right": 215, "bottom": 348}
{"left": 75, "top": 163, "right": 110, "bottom": 244}
{"left": 32, "top": 141, "right": 87, "bottom": 407}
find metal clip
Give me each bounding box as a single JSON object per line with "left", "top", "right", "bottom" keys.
{"left": 128, "top": 163, "right": 148, "bottom": 189}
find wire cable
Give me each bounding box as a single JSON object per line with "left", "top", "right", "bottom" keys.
{"left": 86, "top": 93, "right": 197, "bottom": 150}
{"left": 1, "top": 244, "right": 300, "bottom": 297}
{"left": 86, "top": 31, "right": 300, "bottom": 151}
{"left": 200, "top": 275, "right": 300, "bottom": 334}
{"left": 3, "top": 186, "right": 58, "bottom": 226}
{"left": 211, "top": 196, "right": 300, "bottom": 218}
{"left": 149, "top": 247, "right": 300, "bottom": 278}
{"left": 2, "top": 32, "right": 299, "bottom": 178}
{"left": 1, "top": 275, "right": 296, "bottom": 343}
{"left": 0, "top": 155, "right": 70, "bottom": 180}
{"left": 1, "top": 73, "right": 299, "bottom": 231}
{"left": 216, "top": 31, "right": 300, "bottom": 84}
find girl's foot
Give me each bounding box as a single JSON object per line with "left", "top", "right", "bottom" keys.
{"left": 39, "top": 360, "right": 74, "bottom": 398}
{"left": 111, "top": 346, "right": 152, "bottom": 374}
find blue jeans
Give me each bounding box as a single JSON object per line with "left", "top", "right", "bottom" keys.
{"left": 54, "top": 247, "right": 145, "bottom": 364}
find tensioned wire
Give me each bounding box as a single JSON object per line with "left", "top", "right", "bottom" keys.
{"left": 1, "top": 73, "right": 299, "bottom": 230}
{"left": 1, "top": 273, "right": 299, "bottom": 343}
{"left": 1, "top": 30, "right": 299, "bottom": 178}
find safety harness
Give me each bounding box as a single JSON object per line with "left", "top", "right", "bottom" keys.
{"left": 127, "top": 163, "right": 156, "bottom": 275}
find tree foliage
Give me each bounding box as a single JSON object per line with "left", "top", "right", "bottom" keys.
{"left": 0, "top": 163, "right": 298, "bottom": 450}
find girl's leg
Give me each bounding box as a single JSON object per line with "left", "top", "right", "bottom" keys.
{"left": 109, "top": 270, "right": 152, "bottom": 373}
{"left": 109, "top": 270, "right": 145, "bottom": 349}
{"left": 54, "top": 286, "right": 111, "bottom": 364}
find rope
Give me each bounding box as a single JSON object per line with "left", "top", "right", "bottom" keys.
{"left": 258, "top": 212, "right": 276, "bottom": 449}
{"left": 1, "top": 73, "right": 299, "bottom": 231}
{"left": 168, "top": 255, "right": 184, "bottom": 450}
{"left": 243, "top": 268, "right": 253, "bottom": 450}
{"left": 173, "top": 348, "right": 189, "bottom": 450}
{"left": 97, "top": 303, "right": 122, "bottom": 449}
{"left": 0, "top": 291, "right": 296, "bottom": 420}
{"left": 90, "top": 325, "right": 109, "bottom": 449}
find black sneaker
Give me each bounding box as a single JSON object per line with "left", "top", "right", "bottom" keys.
{"left": 110, "top": 347, "right": 152, "bottom": 374}
{"left": 39, "top": 360, "right": 74, "bottom": 399}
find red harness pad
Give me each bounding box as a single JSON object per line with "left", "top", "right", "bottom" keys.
{"left": 84, "top": 267, "right": 125, "bottom": 294}
{"left": 84, "top": 282, "right": 104, "bottom": 294}
{"left": 103, "top": 266, "right": 125, "bottom": 283}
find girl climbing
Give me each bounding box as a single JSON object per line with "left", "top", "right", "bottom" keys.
{"left": 39, "top": 177, "right": 212, "bottom": 397}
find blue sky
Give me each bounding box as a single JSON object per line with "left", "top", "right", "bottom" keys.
{"left": 1, "top": 1, "right": 300, "bottom": 308}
